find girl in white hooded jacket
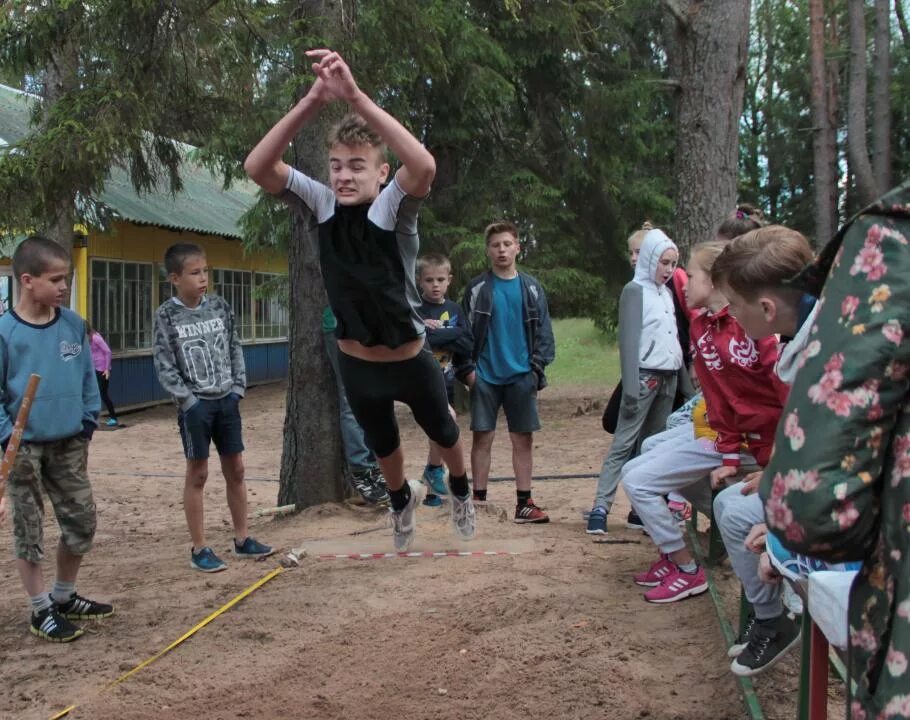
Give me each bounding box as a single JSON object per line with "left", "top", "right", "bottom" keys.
{"left": 586, "top": 229, "right": 683, "bottom": 535}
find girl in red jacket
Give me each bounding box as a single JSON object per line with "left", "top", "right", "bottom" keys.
{"left": 619, "top": 240, "right": 788, "bottom": 604}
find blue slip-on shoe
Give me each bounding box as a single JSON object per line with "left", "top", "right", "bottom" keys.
{"left": 422, "top": 465, "right": 449, "bottom": 496}
{"left": 233, "top": 536, "right": 275, "bottom": 559}
{"left": 105, "top": 417, "right": 119, "bottom": 427}
{"left": 191, "top": 546, "right": 227, "bottom": 573}
{"left": 586, "top": 507, "right": 608, "bottom": 535}
{"left": 423, "top": 494, "right": 444, "bottom": 507}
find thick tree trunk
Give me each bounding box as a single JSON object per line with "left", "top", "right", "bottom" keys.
{"left": 872, "top": 0, "right": 892, "bottom": 190}
{"left": 664, "top": 0, "right": 752, "bottom": 255}
{"left": 847, "top": 0, "right": 879, "bottom": 206}
{"left": 810, "top": 0, "right": 839, "bottom": 244}
{"left": 277, "top": 1, "right": 346, "bottom": 510}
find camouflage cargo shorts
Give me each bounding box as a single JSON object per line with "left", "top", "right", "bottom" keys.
{"left": 7, "top": 435, "right": 96, "bottom": 562}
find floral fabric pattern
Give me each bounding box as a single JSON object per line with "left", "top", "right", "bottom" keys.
{"left": 760, "top": 182, "right": 910, "bottom": 719}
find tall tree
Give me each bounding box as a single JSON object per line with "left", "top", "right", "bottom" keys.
{"left": 0, "top": 1, "right": 262, "bottom": 251}
{"left": 664, "top": 0, "right": 752, "bottom": 253}
{"left": 810, "top": 0, "right": 840, "bottom": 243}
{"left": 872, "top": 0, "right": 893, "bottom": 190}
{"left": 847, "top": 0, "right": 880, "bottom": 205}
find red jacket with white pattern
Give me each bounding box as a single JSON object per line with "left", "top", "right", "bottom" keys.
{"left": 691, "top": 307, "right": 788, "bottom": 467}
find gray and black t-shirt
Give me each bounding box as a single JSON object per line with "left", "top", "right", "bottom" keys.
{"left": 282, "top": 169, "right": 425, "bottom": 349}
{"left": 153, "top": 295, "right": 246, "bottom": 411}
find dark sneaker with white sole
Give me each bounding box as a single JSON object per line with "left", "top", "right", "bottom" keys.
{"left": 730, "top": 612, "right": 801, "bottom": 676}
{"left": 56, "top": 593, "right": 114, "bottom": 620}
{"left": 234, "top": 536, "right": 275, "bottom": 559}
{"left": 728, "top": 612, "right": 757, "bottom": 658}
{"left": 626, "top": 510, "right": 646, "bottom": 531}
{"left": 31, "top": 606, "right": 84, "bottom": 642}
{"left": 350, "top": 467, "right": 389, "bottom": 505}
{"left": 191, "top": 545, "right": 227, "bottom": 572}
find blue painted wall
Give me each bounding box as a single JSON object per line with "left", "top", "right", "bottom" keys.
{"left": 107, "top": 341, "right": 288, "bottom": 410}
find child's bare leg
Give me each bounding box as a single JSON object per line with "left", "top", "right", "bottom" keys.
{"left": 510, "top": 432, "right": 533, "bottom": 492}
{"left": 438, "top": 436, "right": 467, "bottom": 478}
{"left": 470, "top": 430, "right": 495, "bottom": 491}
{"left": 427, "top": 440, "right": 444, "bottom": 466}
{"left": 377, "top": 446, "right": 406, "bottom": 491}
{"left": 16, "top": 558, "right": 45, "bottom": 597}
{"left": 220, "top": 452, "right": 248, "bottom": 541}
{"left": 184, "top": 458, "right": 209, "bottom": 548}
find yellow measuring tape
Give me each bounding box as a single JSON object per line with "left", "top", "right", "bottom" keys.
{"left": 50, "top": 566, "right": 285, "bottom": 719}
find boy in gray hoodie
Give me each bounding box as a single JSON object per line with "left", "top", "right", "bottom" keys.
{"left": 153, "top": 243, "right": 272, "bottom": 572}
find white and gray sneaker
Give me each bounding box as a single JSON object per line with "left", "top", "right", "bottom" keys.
{"left": 389, "top": 479, "right": 425, "bottom": 552}
{"left": 449, "top": 491, "right": 476, "bottom": 541}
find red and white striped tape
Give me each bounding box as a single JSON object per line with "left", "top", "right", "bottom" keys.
{"left": 317, "top": 550, "right": 520, "bottom": 561}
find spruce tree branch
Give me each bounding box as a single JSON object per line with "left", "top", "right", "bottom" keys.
{"left": 897, "top": 0, "right": 910, "bottom": 47}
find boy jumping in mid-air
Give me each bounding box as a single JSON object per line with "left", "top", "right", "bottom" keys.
{"left": 244, "top": 49, "right": 475, "bottom": 549}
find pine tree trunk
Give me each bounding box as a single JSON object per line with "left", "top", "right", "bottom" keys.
{"left": 847, "top": 0, "right": 879, "bottom": 206}
{"left": 810, "top": 0, "right": 839, "bottom": 244}
{"left": 277, "top": 1, "right": 346, "bottom": 510}
{"left": 872, "top": 0, "right": 892, "bottom": 190}
{"left": 664, "top": 0, "right": 752, "bottom": 255}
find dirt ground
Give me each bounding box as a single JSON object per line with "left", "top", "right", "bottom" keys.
{"left": 0, "top": 382, "right": 847, "bottom": 720}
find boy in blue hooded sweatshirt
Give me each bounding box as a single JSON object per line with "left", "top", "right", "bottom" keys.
{"left": 0, "top": 236, "right": 112, "bottom": 643}
{"left": 586, "top": 228, "right": 682, "bottom": 535}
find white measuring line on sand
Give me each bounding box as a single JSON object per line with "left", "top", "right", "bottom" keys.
{"left": 317, "top": 550, "right": 520, "bottom": 560}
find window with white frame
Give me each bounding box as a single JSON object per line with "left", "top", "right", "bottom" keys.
{"left": 212, "top": 268, "right": 253, "bottom": 340}
{"left": 91, "top": 259, "right": 153, "bottom": 351}
{"left": 254, "top": 272, "right": 289, "bottom": 339}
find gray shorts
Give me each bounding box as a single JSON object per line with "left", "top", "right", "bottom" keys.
{"left": 470, "top": 372, "right": 540, "bottom": 433}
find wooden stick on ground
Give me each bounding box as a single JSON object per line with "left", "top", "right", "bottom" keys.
{"left": 0, "top": 374, "right": 41, "bottom": 521}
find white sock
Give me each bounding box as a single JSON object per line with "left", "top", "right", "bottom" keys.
{"left": 51, "top": 580, "right": 76, "bottom": 604}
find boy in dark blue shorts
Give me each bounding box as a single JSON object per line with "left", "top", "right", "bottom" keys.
{"left": 244, "top": 48, "right": 476, "bottom": 550}
{"left": 416, "top": 254, "right": 473, "bottom": 506}
{"left": 1, "top": 235, "right": 112, "bottom": 642}
{"left": 153, "top": 243, "right": 272, "bottom": 572}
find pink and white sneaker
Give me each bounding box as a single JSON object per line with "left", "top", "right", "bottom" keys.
{"left": 633, "top": 554, "right": 676, "bottom": 587}
{"left": 644, "top": 565, "right": 709, "bottom": 604}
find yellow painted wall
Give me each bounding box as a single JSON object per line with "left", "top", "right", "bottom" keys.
{"left": 88, "top": 221, "right": 287, "bottom": 273}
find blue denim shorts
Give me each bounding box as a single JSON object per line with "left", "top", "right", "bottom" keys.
{"left": 177, "top": 395, "right": 244, "bottom": 460}
{"left": 470, "top": 371, "right": 540, "bottom": 433}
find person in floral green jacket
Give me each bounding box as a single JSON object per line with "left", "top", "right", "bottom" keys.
{"left": 760, "top": 181, "right": 910, "bottom": 719}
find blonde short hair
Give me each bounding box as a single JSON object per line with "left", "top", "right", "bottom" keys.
{"left": 690, "top": 240, "right": 729, "bottom": 273}
{"left": 627, "top": 220, "right": 654, "bottom": 248}
{"left": 417, "top": 253, "right": 451, "bottom": 277}
{"left": 711, "top": 226, "right": 814, "bottom": 300}
{"left": 326, "top": 114, "right": 387, "bottom": 159}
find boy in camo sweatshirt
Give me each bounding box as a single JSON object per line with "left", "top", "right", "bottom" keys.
{"left": 153, "top": 243, "right": 272, "bottom": 572}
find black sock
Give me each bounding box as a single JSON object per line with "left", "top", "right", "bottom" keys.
{"left": 427, "top": 463, "right": 443, "bottom": 471}
{"left": 389, "top": 482, "right": 412, "bottom": 512}
{"left": 473, "top": 488, "right": 487, "bottom": 501}
{"left": 449, "top": 472, "right": 469, "bottom": 498}
{"left": 517, "top": 489, "right": 532, "bottom": 507}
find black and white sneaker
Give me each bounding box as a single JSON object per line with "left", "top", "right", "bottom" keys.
{"left": 730, "top": 612, "right": 801, "bottom": 676}
{"left": 349, "top": 467, "right": 388, "bottom": 504}
{"left": 56, "top": 592, "right": 114, "bottom": 620}
{"left": 30, "top": 606, "right": 84, "bottom": 642}
{"left": 368, "top": 466, "right": 390, "bottom": 505}
{"left": 626, "top": 510, "right": 646, "bottom": 531}
{"left": 728, "top": 612, "right": 757, "bottom": 658}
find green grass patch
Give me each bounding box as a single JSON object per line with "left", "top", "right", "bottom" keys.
{"left": 547, "top": 317, "right": 619, "bottom": 387}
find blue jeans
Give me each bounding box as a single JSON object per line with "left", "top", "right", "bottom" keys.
{"left": 323, "top": 332, "right": 376, "bottom": 469}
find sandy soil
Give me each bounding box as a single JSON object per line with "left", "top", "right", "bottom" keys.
{"left": 0, "top": 382, "right": 846, "bottom": 720}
